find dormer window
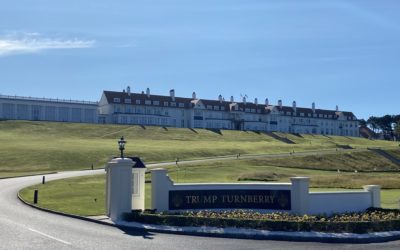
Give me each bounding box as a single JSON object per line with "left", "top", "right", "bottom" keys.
{"left": 179, "top": 103, "right": 185, "bottom": 108}
{"left": 136, "top": 100, "right": 141, "bottom": 104}
{"left": 124, "top": 99, "right": 131, "bottom": 104}
{"left": 145, "top": 100, "right": 151, "bottom": 105}
{"left": 113, "top": 98, "right": 120, "bottom": 103}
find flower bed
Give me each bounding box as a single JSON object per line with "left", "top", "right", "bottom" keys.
{"left": 123, "top": 208, "right": 400, "bottom": 233}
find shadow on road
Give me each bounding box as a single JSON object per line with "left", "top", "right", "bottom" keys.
{"left": 117, "top": 226, "right": 155, "bottom": 239}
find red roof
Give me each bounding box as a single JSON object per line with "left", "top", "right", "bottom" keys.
{"left": 103, "top": 90, "right": 356, "bottom": 120}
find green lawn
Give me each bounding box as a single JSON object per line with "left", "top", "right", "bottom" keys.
{"left": 1, "top": 120, "right": 399, "bottom": 177}
{"left": 7, "top": 120, "right": 400, "bottom": 215}
{"left": 19, "top": 157, "right": 400, "bottom": 216}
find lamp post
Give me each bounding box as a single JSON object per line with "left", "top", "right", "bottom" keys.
{"left": 118, "top": 136, "right": 126, "bottom": 158}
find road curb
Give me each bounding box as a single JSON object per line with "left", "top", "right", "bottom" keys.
{"left": 17, "top": 193, "right": 400, "bottom": 243}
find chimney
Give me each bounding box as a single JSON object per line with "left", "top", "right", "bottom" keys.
{"left": 243, "top": 96, "right": 246, "bottom": 105}
{"left": 146, "top": 88, "right": 150, "bottom": 98}
{"left": 127, "top": 86, "right": 131, "bottom": 96}
{"left": 254, "top": 98, "right": 258, "bottom": 105}
{"left": 265, "top": 98, "right": 269, "bottom": 106}
{"left": 312, "top": 102, "right": 316, "bottom": 113}
{"left": 192, "top": 92, "right": 196, "bottom": 99}
{"left": 218, "top": 94, "right": 223, "bottom": 103}
{"left": 230, "top": 96, "right": 234, "bottom": 102}
{"left": 336, "top": 105, "right": 339, "bottom": 111}
{"left": 170, "top": 89, "right": 175, "bottom": 101}
{"left": 292, "top": 101, "right": 296, "bottom": 112}
{"left": 278, "top": 100, "right": 282, "bottom": 108}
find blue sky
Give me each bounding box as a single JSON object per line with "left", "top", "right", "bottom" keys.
{"left": 0, "top": 0, "right": 399, "bottom": 119}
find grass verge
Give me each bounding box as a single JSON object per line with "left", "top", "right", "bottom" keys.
{"left": 2, "top": 120, "right": 399, "bottom": 177}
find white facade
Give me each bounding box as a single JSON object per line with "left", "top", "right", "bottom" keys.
{"left": 0, "top": 89, "right": 360, "bottom": 137}
{"left": 99, "top": 88, "right": 360, "bottom": 137}
{"left": 0, "top": 95, "right": 98, "bottom": 123}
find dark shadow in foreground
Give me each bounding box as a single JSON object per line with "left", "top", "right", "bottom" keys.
{"left": 117, "top": 225, "right": 155, "bottom": 239}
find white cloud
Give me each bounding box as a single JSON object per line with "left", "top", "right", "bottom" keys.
{"left": 0, "top": 32, "right": 95, "bottom": 56}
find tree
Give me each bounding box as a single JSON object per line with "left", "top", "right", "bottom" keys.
{"left": 366, "top": 114, "right": 399, "bottom": 140}
{"left": 395, "top": 122, "right": 400, "bottom": 140}
{"left": 367, "top": 116, "right": 378, "bottom": 133}
{"left": 359, "top": 119, "right": 367, "bottom": 127}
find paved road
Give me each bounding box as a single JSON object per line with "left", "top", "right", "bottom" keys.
{"left": 1, "top": 160, "right": 400, "bottom": 249}
{"left": 148, "top": 148, "right": 368, "bottom": 168}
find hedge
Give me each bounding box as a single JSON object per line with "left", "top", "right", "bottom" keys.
{"left": 123, "top": 209, "right": 400, "bottom": 234}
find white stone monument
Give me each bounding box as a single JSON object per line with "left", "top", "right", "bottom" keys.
{"left": 105, "top": 157, "right": 133, "bottom": 221}
{"left": 105, "top": 137, "right": 147, "bottom": 222}
{"left": 130, "top": 157, "right": 147, "bottom": 210}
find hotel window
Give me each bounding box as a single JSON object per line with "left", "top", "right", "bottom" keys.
{"left": 145, "top": 100, "right": 151, "bottom": 105}
{"left": 113, "top": 98, "right": 120, "bottom": 103}
{"left": 170, "top": 102, "right": 176, "bottom": 107}
{"left": 135, "top": 107, "right": 143, "bottom": 113}
{"left": 179, "top": 103, "right": 185, "bottom": 108}
{"left": 164, "top": 101, "right": 168, "bottom": 106}
{"left": 114, "top": 105, "right": 121, "bottom": 113}
{"left": 153, "top": 101, "right": 160, "bottom": 105}
{"left": 124, "top": 99, "right": 131, "bottom": 104}
{"left": 136, "top": 100, "right": 141, "bottom": 104}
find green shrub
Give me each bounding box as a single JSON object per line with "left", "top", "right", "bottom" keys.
{"left": 123, "top": 209, "right": 400, "bottom": 233}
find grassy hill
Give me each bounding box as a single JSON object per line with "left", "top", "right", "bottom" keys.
{"left": 1, "top": 120, "right": 399, "bottom": 177}
{"left": 12, "top": 120, "right": 400, "bottom": 215}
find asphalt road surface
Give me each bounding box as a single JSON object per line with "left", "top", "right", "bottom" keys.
{"left": 1, "top": 161, "right": 400, "bottom": 249}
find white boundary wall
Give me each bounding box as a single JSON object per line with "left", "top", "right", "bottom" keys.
{"left": 151, "top": 168, "right": 381, "bottom": 215}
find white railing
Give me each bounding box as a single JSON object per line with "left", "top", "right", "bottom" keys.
{"left": 0, "top": 94, "right": 98, "bottom": 105}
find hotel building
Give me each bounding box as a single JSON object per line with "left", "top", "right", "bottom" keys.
{"left": 98, "top": 87, "right": 359, "bottom": 137}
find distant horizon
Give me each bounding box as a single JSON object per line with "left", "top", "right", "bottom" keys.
{"left": 1, "top": 1, "right": 399, "bottom": 120}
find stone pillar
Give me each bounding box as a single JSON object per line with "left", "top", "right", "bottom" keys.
{"left": 363, "top": 185, "right": 381, "bottom": 208}
{"left": 151, "top": 168, "right": 173, "bottom": 212}
{"left": 290, "top": 177, "right": 310, "bottom": 215}
{"left": 105, "top": 158, "right": 133, "bottom": 222}
{"left": 132, "top": 167, "right": 146, "bottom": 210}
